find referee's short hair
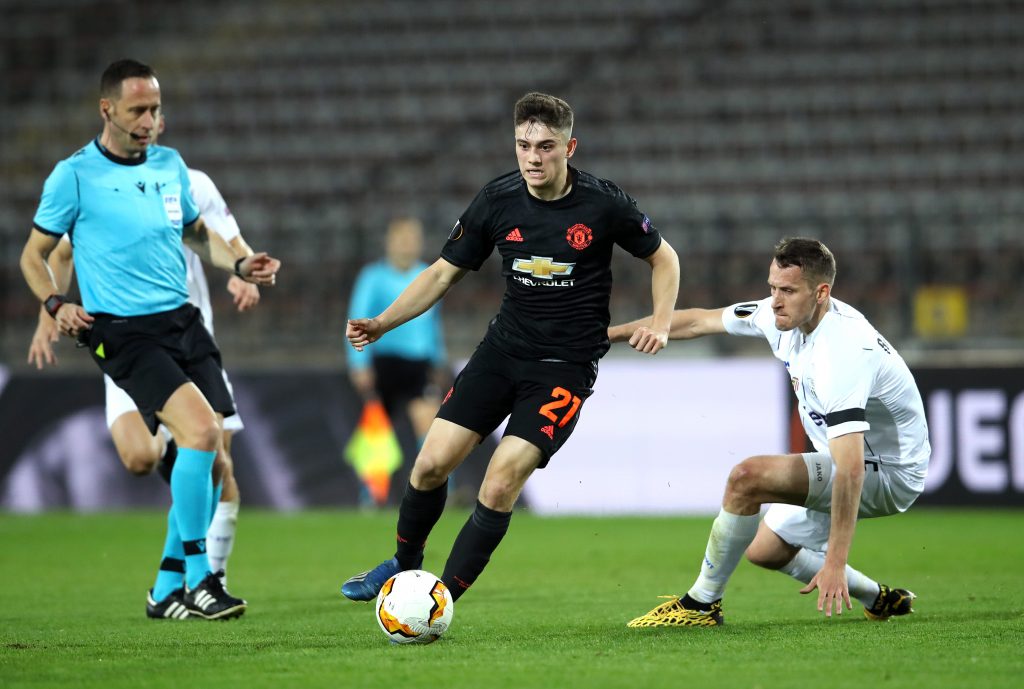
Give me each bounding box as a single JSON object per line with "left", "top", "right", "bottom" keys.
{"left": 773, "top": 237, "right": 837, "bottom": 286}
{"left": 100, "top": 59, "right": 157, "bottom": 99}
{"left": 514, "top": 93, "right": 574, "bottom": 139}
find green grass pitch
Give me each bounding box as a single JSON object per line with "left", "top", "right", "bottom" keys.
{"left": 2, "top": 508, "right": 1022, "bottom": 688}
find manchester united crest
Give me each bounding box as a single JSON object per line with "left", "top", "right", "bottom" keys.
{"left": 566, "top": 223, "right": 593, "bottom": 250}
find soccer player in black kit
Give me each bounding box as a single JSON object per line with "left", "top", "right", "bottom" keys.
{"left": 341, "top": 92, "right": 680, "bottom": 605}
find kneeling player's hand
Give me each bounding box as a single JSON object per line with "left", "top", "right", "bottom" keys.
{"left": 800, "top": 562, "right": 852, "bottom": 618}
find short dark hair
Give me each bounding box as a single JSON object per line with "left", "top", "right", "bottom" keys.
{"left": 100, "top": 59, "right": 157, "bottom": 99}
{"left": 773, "top": 237, "right": 836, "bottom": 286}
{"left": 514, "top": 92, "right": 574, "bottom": 138}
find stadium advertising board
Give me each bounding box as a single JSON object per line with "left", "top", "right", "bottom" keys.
{"left": 913, "top": 367, "right": 1024, "bottom": 506}
{"left": 1, "top": 363, "right": 1022, "bottom": 510}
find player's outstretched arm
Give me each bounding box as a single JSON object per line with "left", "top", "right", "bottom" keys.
{"left": 347, "top": 257, "right": 466, "bottom": 352}
{"left": 609, "top": 307, "right": 728, "bottom": 346}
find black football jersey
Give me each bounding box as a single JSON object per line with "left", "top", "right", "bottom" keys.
{"left": 441, "top": 166, "right": 662, "bottom": 363}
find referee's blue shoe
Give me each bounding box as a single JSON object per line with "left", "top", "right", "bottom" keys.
{"left": 341, "top": 556, "right": 414, "bottom": 601}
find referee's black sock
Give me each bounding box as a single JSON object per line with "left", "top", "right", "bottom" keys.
{"left": 441, "top": 500, "right": 512, "bottom": 602}
{"left": 394, "top": 480, "right": 448, "bottom": 571}
{"left": 155, "top": 439, "right": 177, "bottom": 485}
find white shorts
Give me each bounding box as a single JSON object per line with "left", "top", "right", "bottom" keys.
{"left": 104, "top": 372, "right": 244, "bottom": 434}
{"left": 763, "top": 452, "right": 922, "bottom": 553}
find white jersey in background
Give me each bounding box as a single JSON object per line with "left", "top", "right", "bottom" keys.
{"left": 184, "top": 168, "right": 241, "bottom": 337}
{"left": 722, "top": 296, "right": 930, "bottom": 493}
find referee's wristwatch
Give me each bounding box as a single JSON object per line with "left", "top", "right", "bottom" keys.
{"left": 44, "top": 293, "right": 70, "bottom": 319}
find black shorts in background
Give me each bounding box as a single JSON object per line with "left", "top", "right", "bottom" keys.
{"left": 85, "top": 303, "right": 235, "bottom": 434}
{"left": 371, "top": 355, "right": 432, "bottom": 416}
{"left": 436, "top": 341, "right": 596, "bottom": 468}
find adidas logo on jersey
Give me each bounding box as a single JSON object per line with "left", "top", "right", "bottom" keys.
{"left": 505, "top": 228, "right": 524, "bottom": 242}
{"left": 540, "top": 425, "right": 554, "bottom": 440}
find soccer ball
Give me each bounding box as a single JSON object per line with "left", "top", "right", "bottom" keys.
{"left": 375, "top": 570, "right": 454, "bottom": 644}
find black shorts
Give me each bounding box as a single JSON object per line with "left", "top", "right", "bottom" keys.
{"left": 85, "top": 303, "right": 235, "bottom": 434}
{"left": 436, "top": 341, "right": 596, "bottom": 468}
{"left": 372, "top": 355, "right": 432, "bottom": 415}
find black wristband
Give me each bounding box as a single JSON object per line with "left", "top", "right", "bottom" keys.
{"left": 44, "top": 293, "right": 69, "bottom": 319}
{"left": 233, "top": 257, "right": 245, "bottom": 278}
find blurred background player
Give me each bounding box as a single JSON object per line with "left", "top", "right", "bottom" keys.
{"left": 27, "top": 112, "right": 258, "bottom": 591}
{"left": 341, "top": 92, "right": 679, "bottom": 605}
{"left": 346, "top": 216, "right": 448, "bottom": 506}
{"left": 20, "top": 59, "right": 279, "bottom": 620}
{"left": 612, "top": 237, "right": 926, "bottom": 626}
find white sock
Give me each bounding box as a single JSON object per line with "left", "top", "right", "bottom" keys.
{"left": 778, "top": 548, "right": 881, "bottom": 608}
{"left": 206, "top": 498, "right": 240, "bottom": 584}
{"left": 688, "top": 509, "right": 761, "bottom": 604}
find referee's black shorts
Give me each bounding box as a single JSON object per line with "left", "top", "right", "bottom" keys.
{"left": 436, "top": 340, "right": 596, "bottom": 468}
{"left": 85, "top": 303, "right": 235, "bottom": 434}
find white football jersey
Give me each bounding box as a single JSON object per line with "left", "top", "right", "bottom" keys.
{"left": 722, "top": 296, "right": 929, "bottom": 490}
{"left": 183, "top": 168, "right": 241, "bottom": 337}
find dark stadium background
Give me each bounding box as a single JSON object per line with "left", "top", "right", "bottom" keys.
{"left": 1, "top": 0, "right": 1021, "bottom": 509}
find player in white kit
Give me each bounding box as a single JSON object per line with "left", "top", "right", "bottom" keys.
{"left": 28, "top": 162, "right": 258, "bottom": 589}
{"left": 610, "top": 237, "right": 929, "bottom": 626}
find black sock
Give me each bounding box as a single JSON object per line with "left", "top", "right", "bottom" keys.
{"left": 441, "top": 500, "right": 512, "bottom": 602}
{"left": 394, "top": 481, "right": 448, "bottom": 570}
{"left": 155, "top": 439, "right": 177, "bottom": 485}
{"left": 681, "top": 593, "right": 718, "bottom": 611}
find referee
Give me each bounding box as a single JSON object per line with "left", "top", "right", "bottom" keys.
{"left": 20, "top": 59, "right": 280, "bottom": 620}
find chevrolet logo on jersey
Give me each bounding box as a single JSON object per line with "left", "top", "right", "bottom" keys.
{"left": 512, "top": 256, "right": 575, "bottom": 279}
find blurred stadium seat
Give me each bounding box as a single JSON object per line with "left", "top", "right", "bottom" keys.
{"left": 2, "top": 0, "right": 1022, "bottom": 365}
